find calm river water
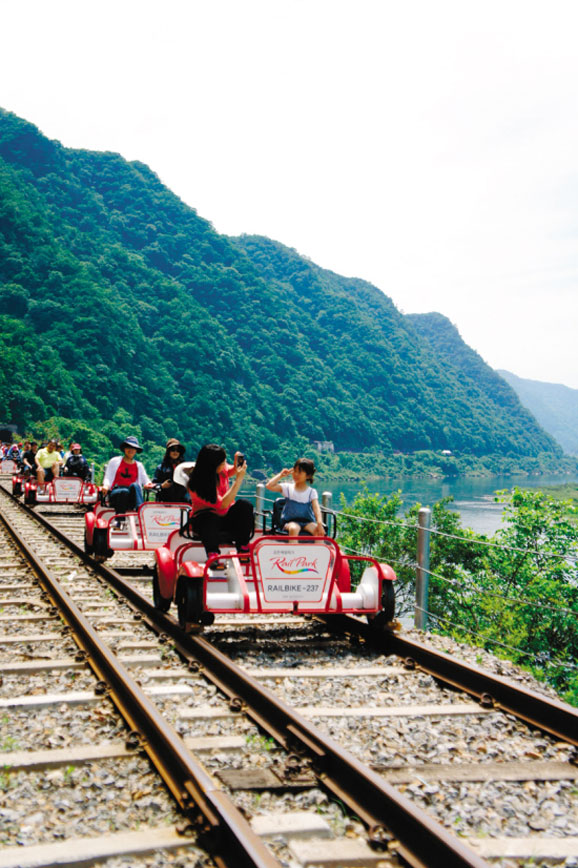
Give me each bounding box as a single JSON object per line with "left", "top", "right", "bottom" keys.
{"left": 316, "top": 473, "right": 578, "bottom": 536}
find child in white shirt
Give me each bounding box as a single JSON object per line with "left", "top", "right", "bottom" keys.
{"left": 266, "top": 458, "right": 324, "bottom": 536}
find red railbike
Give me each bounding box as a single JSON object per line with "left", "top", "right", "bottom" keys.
{"left": 84, "top": 500, "right": 191, "bottom": 560}
{"left": 153, "top": 529, "right": 396, "bottom": 631}
{"left": 23, "top": 476, "right": 99, "bottom": 506}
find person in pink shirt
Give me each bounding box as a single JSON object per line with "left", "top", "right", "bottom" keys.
{"left": 186, "top": 443, "right": 253, "bottom": 562}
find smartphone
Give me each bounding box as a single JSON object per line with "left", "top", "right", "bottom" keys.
{"left": 236, "top": 453, "right": 245, "bottom": 467}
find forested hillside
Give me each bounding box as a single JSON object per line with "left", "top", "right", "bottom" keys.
{"left": 0, "top": 108, "right": 564, "bottom": 472}
{"left": 497, "top": 370, "right": 578, "bottom": 456}
{"left": 407, "top": 311, "right": 541, "bottom": 423}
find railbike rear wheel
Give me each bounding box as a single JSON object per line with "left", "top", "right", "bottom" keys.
{"left": 24, "top": 487, "right": 36, "bottom": 505}
{"left": 93, "top": 528, "right": 112, "bottom": 561}
{"left": 381, "top": 581, "right": 395, "bottom": 623}
{"left": 367, "top": 582, "right": 396, "bottom": 634}
{"left": 84, "top": 530, "right": 94, "bottom": 555}
{"left": 176, "top": 576, "right": 203, "bottom": 628}
{"left": 152, "top": 567, "right": 172, "bottom": 613}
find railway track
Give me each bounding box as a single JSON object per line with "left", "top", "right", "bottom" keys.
{"left": 1, "top": 481, "right": 577, "bottom": 868}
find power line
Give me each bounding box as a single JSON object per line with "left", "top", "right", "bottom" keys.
{"left": 334, "top": 507, "right": 578, "bottom": 562}
{"left": 421, "top": 566, "right": 578, "bottom": 618}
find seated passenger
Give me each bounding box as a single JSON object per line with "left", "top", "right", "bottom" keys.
{"left": 22, "top": 442, "right": 39, "bottom": 477}
{"left": 186, "top": 444, "right": 253, "bottom": 563}
{"left": 101, "top": 436, "right": 154, "bottom": 514}
{"left": 153, "top": 439, "right": 189, "bottom": 502}
{"left": 35, "top": 439, "right": 63, "bottom": 486}
{"left": 7, "top": 443, "right": 21, "bottom": 462}
{"left": 266, "top": 458, "right": 324, "bottom": 537}
{"left": 62, "top": 441, "right": 74, "bottom": 464}
{"left": 63, "top": 443, "right": 91, "bottom": 481}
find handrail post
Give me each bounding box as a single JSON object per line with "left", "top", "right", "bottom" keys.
{"left": 415, "top": 507, "right": 431, "bottom": 630}
{"left": 322, "top": 491, "right": 333, "bottom": 535}
{"left": 255, "top": 482, "right": 265, "bottom": 526}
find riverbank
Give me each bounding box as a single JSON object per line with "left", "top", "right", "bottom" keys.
{"left": 300, "top": 449, "right": 578, "bottom": 483}
{"left": 539, "top": 482, "right": 578, "bottom": 502}
{"left": 245, "top": 473, "right": 578, "bottom": 537}
{"left": 314, "top": 475, "right": 578, "bottom": 536}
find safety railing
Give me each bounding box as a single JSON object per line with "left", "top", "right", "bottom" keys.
{"left": 251, "top": 484, "right": 578, "bottom": 682}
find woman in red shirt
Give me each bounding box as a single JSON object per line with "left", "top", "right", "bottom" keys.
{"left": 187, "top": 443, "right": 253, "bottom": 560}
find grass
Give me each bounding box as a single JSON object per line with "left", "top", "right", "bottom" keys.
{"left": 538, "top": 484, "right": 578, "bottom": 523}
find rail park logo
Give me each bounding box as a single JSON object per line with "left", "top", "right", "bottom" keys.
{"left": 270, "top": 555, "right": 320, "bottom": 576}
{"left": 152, "top": 515, "right": 179, "bottom": 528}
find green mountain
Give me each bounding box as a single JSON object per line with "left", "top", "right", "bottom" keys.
{"left": 0, "top": 108, "right": 564, "bottom": 473}
{"left": 497, "top": 370, "right": 578, "bottom": 456}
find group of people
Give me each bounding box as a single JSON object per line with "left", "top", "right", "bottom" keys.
{"left": 4, "top": 433, "right": 324, "bottom": 557}
{"left": 101, "top": 436, "right": 324, "bottom": 562}
{"left": 2, "top": 439, "right": 91, "bottom": 484}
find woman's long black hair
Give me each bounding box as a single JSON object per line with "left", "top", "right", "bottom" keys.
{"left": 187, "top": 444, "right": 227, "bottom": 503}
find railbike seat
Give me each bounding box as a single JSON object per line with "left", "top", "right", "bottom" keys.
{"left": 265, "top": 497, "right": 336, "bottom": 538}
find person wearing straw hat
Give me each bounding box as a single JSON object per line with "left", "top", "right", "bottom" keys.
{"left": 152, "top": 438, "right": 188, "bottom": 502}
{"left": 101, "top": 436, "right": 154, "bottom": 515}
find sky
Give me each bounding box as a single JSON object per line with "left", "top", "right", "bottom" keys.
{"left": 1, "top": 0, "right": 577, "bottom": 387}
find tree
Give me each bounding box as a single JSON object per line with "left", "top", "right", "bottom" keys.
{"left": 337, "top": 487, "right": 578, "bottom": 705}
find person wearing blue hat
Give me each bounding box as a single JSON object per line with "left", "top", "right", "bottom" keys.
{"left": 101, "top": 436, "right": 153, "bottom": 514}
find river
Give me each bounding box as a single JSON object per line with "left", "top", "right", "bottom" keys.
{"left": 315, "top": 473, "right": 578, "bottom": 536}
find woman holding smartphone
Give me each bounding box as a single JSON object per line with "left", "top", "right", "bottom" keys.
{"left": 186, "top": 444, "right": 253, "bottom": 565}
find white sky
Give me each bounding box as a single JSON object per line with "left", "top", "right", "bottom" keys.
{"left": 1, "top": 0, "right": 577, "bottom": 387}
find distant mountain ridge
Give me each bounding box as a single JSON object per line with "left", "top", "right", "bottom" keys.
{"left": 497, "top": 370, "right": 578, "bottom": 456}
{"left": 0, "top": 107, "right": 564, "bottom": 471}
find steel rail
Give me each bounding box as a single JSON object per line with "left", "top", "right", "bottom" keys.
{"left": 0, "top": 497, "right": 281, "bottom": 868}
{"left": 317, "top": 615, "right": 578, "bottom": 747}
{"left": 6, "top": 488, "right": 578, "bottom": 862}
{"left": 2, "top": 492, "right": 493, "bottom": 868}
{"left": 175, "top": 634, "right": 492, "bottom": 868}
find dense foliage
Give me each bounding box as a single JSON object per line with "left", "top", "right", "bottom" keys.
{"left": 0, "top": 108, "right": 566, "bottom": 474}
{"left": 338, "top": 488, "right": 578, "bottom": 705}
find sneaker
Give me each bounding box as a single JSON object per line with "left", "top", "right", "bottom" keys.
{"left": 207, "top": 553, "right": 226, "bottom": 572}
{"left": 238, "top": 547, "right": 250, "bottom": 565}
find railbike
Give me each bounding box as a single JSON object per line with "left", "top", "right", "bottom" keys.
{"left": 1, "top": 458, "right": 18, "bottom": 476}
{"left": 153, "top": 521, "right": 396, "bottom": 632}
{"left": 84, "top": 498, "right": 191, "bottom": 560}
{"left": 23, "top": 475, "right": 99, "bottom": 506}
